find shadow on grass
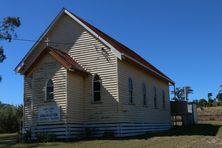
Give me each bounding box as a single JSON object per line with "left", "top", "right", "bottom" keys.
{"left": 161, "top": 124, "right": 221, "bottom": 136}
{"left": 120, "top": 123, "right": 222, "bottom": 140}
{"left": 0, "top": 133, "right": 59, "bottom": 148}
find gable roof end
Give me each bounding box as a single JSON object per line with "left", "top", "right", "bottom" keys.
{"left": 16, "top": 8, "right": 174, "bottom": 85}
{"left": 15, "top": 8, "right": 122, "bottom": 73}
{"left": 49, "top": 47, "right": 87, "bottom": 72}
{"left": 15, "top": 9, "right": 67, "bottom": 73}
{"left": 24, "top": 46, "right": 88, "bottom": 76}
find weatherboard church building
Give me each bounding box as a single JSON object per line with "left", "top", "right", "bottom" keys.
{"left": 16, "top": 9, "right": 175, "bottom": 138}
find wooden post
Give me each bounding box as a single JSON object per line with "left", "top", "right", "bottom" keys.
{"left": 174, "top": 85, "right": 176, "bottom": 99}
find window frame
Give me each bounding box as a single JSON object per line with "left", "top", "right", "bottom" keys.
{"left": 92, "top": 74, "right": 102, "bottom": 103}
{"left": 142, "top": 83, "right": 147, "bottom": 106}
{"left": 128, "top": 78, "right": 134, "bottom": 104}
{"left": 45, "top": 79, "right": 54, "bottom": 102}
{"left": 153, "top": 86, "right": 157, "bottom": 108}
{"left": 162, "top": 90, "right": 166, "bottom": 109}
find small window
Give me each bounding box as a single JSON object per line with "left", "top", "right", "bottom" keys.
{"left": 142, "top": 83, "right": 147, "bottom": 106}
{"left": 46, "top": 79, "right": 54, "bottom": 101}
{"left": 93, "top": 74, "right": 101, "bottom": 102}
{"left": 128, "top": 78, "right": 133, "bottom": 104}
{"left": 162, "top": 90, "right": 166, "bottom": 109}
{"left": 153, "top": 87, "right": 157, "bottom": 108}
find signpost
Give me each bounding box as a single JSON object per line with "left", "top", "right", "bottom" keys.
{"left": 38, "top": 105, "right": 60, "bottom": 122}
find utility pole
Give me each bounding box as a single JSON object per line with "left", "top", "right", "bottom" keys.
{"left": 183, "top": 86, "right": 188, "bottom": 101}
{"left": 184, "top": 87, "right": 187, "bottom": 101}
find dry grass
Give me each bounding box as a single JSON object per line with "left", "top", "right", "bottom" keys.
{"left": 197, "top": 106, "right": 222, "bottom": 115}
{"left": 197, "top": 106, "right": 222, "bottom": 121}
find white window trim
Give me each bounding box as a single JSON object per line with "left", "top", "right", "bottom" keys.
{"left": 45, "top": 79, "right": 54, "bottom": 102}
{"left": 92, "top": 74, "right": 102, "bottom": 103}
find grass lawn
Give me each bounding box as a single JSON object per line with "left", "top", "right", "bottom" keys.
{"left": 1, "top": 121, "right": 222, "bottom": 148}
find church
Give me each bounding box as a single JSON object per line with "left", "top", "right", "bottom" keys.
{"left": 16, "top": 8, "right": 175, "bottom": 138}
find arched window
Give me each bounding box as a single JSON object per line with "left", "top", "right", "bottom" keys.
{"left": 153, "top": 87, "right": 157, "bottom": 108}
{"left": 93, "top": 74, "right": 101, "bottom": 102}
{"left": 142, "top": 83, "right": 147, "bottom": 106}
{"left": 128, "top": 78, "right": 133, "bottom": 104}
{"left": 162, "top": 90, "right": 166, "bottom": 109}
{"left": 46, "top": 79, "right": 54, "bottom": 101}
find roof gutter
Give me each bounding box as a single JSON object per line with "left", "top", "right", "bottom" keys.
{"left": 121, "top": 53, "right": 175, "bottom": 85}
{"left": 16, "top": 62, "right": 24, "bottom": 73}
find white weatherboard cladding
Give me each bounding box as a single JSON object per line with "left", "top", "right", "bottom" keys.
{"left": 67, "top": 72, "right": 84, "bottom": 123}
{"left": 64, "top": 10, "right": 122, "bottom": 60}
{"left": 24, "top": 77, "right": 33, "bottom": 129}
{"left": 66, "top": 15, "right": 119, "bottom": 123}
{"left": 31, "top": 122, "right": 171, "bottom": 139}
{"left": 31, "top": 54, "right": 67, "bottom": 124}
{"left": 117, "top": 60, "right": 171, "bottom": 124}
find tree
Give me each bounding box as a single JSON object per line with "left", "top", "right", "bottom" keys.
{"left": 207, "top": 93, "right": 214, "bottom": 106}
{"left": 216, "top": 85, "right": 222, "bottom": 101}
{"left": 199, "top": 98, "right": 207, "bottom": 107}
{"left": 0, "top": 17, "right": 21, "bottom": 81}
{"left": 172, "top": 87, "right": 184, "bottom": 101}
{"left": 0, "top": 102, "right": 23, "bottom": 133}
{"left": 172, "top": 86, "right": 193, "bottom": 101}
{"left": 192, "top": 99, "right": 199, "bottom": 106}
{"left": 208, "top": 93, "right": 213, "bottom": 99}
{"left": 217, "top": 93, "right": 222, "bottom": 101}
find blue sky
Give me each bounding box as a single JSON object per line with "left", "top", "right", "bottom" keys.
{"left": 0, "top": 0, "right": 222, "bottom": 105}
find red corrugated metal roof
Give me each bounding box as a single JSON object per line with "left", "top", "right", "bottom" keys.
{"left": 49, "top": 47, "right": 87, "bottom": 72}
{"left": 24, "top": 46, "right": 88, "bottom": 76}
{"left": 72, "top": 13, "right": 174, "bottom": 84}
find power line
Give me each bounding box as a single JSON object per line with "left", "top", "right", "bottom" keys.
{"left": 12, "top": 38, "right": 73, "bottom": 45}
{"left": 11, "top": 37, "right": 112, "bottom": 58}
{"left": 12, "top": 38, "right": 114, "bottom": 55}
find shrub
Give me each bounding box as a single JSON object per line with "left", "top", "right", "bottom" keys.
{"left": 217, "top": 101, "right": 222, "bottom": 106}
{"left": 36, "top": 132, "right": 57, "bottom": 142}
{"left": 0, "top": 102, "right": 23, "bottom": 133}
{"left": 23, "top": 130, "right": 32, "bottom": 143}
